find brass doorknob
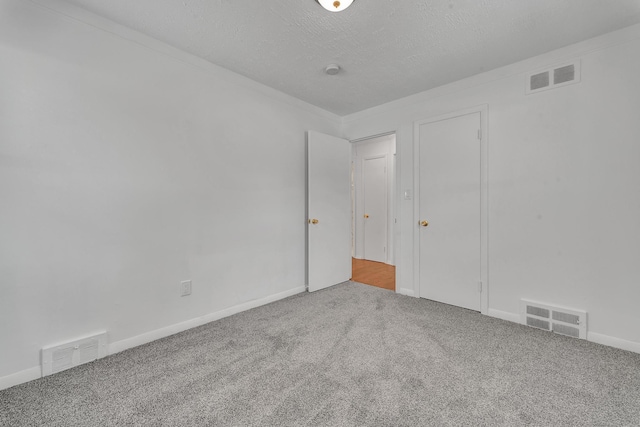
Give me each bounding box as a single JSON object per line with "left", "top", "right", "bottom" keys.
{"left": 364, "top": 214, "right": 369, "bottom": 218}
{"left": 420, "top": 220, "right": 429, "bottom": 227}
{"left": 308, "top": 218, "right": 319, "bottom": 224}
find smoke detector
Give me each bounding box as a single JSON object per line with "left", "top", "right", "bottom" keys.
{"left": 325, "top": 64, "right": 341, "bottom": 75}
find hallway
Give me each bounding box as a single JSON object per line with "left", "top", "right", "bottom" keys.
{"left": 351, "top": 258, "right": 395, "bottom": 291}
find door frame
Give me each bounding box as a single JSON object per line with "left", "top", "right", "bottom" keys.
{"left": 350, "top": 133, "right": 397, "bottom": 266}
{"left": 412, "top": 105, "right": 489, "bottom": 314}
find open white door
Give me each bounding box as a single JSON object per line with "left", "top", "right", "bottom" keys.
{"left": 307, "top": 131, "right": 351, "bottom": 292}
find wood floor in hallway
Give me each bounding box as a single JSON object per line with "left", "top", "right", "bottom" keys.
{"left": 351, "top": 258, "right": 395, "bottom": 291}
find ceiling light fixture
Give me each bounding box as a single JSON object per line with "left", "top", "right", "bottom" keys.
{"left": 315, "top": 0, "right": 354, "bottom": 13}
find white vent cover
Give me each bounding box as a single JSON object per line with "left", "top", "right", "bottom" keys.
{"left": 526, "top": 60, "right": 581, "bottom": 94}
{"left": 520, "top": 299, "right": 587, "bottom": 339}
{"left": 42, "top": 332, "right": 107, "bottom": 376}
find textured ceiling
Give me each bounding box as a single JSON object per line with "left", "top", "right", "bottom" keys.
{"left": 61, "top": 0, "right": 640, "bottom": 115}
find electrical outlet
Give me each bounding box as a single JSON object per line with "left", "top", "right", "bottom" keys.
{"left": 180, "top": 280, "right": 192, "bottom": 297}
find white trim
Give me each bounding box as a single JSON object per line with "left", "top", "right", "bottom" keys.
{"left": 397, "top": 288, "right": 415, "bottom": 297}
{"left": 587, "top": 332, "right": 640, "bottom": 355}
{"left": 350, "top": 154, "right": 356, "bottom": 259}
{"left": 0, "top": 366, "right": 41, "bottom": 391}
{"left": 109, "top": 286, "right": 305, "bottom": 355}
{"left": 26, "top": 0, "right": 341, "bottom": 125}
{"left": 393, "top": 127, "right": 402, "bottom": 287}
{"left": 413, "top": 105, "right": 489, "bottom": 314}
{"left": 487, "top": 308, "right": 521, "bottom": 324}
{"left": 412, "top": 122, "right": 421, "bottom": 299}
{"left": 479, "top": 107, "right": 489, "bottom": 315}
{"left": 350, "top": 131, "right": 396, "bottom": 144}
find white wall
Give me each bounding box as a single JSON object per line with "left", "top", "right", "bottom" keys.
{"left": 352, "top": 134, "right": 395, "bottom": 265}
{"left": 0, "top": 0, "right": 340, "bottom": 385}
{"left": 2, "top": 0, "right": 639, "bottom": 391}
{"left": 342, "top": 24, "right": 640, "bottom": 352}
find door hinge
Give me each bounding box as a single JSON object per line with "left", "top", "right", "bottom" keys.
{"left": 478, "top": 281, "right": 483, "bottom": 293}
{"left": 477, "top": 129, "right": 482, "bottom": 140}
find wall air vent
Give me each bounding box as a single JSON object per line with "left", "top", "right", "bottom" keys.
{"left": 42, "top": 332, "right": 107, "bottom": 376}
{"left": 526, "top": 60, "right": 581, "bottom": 94}
{"left": 553, "top": 64, "right": 575, "bottom": 85}
{"left": 520, "top": 299, "right": 587, "bottom": 339}
{"left": 530, "top": 71, "right": 550, "bottom": 91}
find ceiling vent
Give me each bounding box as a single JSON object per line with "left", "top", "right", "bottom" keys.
{"left": 526, "top": 60, "right": 580, "bottom": 94}
{"left": 42, "top": 332, "right": 107, "bottom": 376}
{"left": 520, "top": 299, "right": 587, "bottom": 339}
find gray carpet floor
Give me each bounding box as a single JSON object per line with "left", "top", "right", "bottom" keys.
{"left": 2, "top": 282, "right": 640, "bottom": 426}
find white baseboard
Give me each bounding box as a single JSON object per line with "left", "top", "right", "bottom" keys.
{"left": 109, "top": 286, "right": 305, "bottom": 355}
{"left": 397, "top": 287, "right": 415, "bottom": 297}
{"left": 0, "top": 286, "right": 305, "bottom": 391}
{"left": 5, "top": 289, "right": 638, "bottom": 392}
{"left": 0, "top": 366, "right": 41, "bottom": 391}
{"left": 487, "top": 308, "right": 521, "bottom": 324}
{"left": 587, "top": 332, "right": 640, "bottom": 354}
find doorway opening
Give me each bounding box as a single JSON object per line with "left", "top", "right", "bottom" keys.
{"left": 350, "top": 133, "right": 396, "bottom": 291}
